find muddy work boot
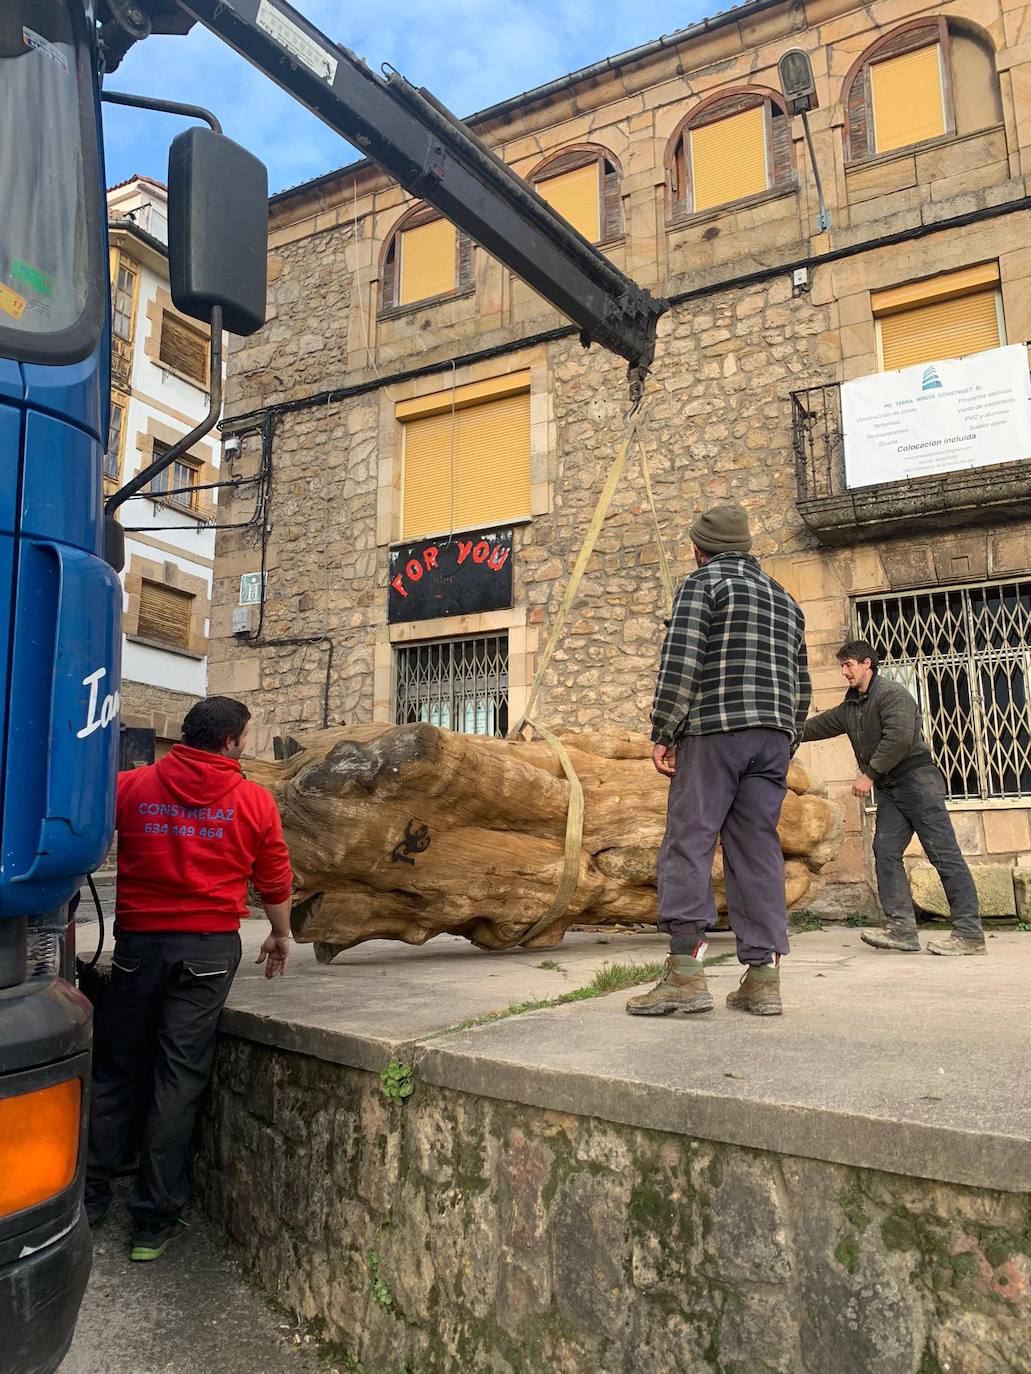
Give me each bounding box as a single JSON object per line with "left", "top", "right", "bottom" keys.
{"left": 625, "top": 955, "right": 713, "bottom": 1016}
{"left": 726, "top": 963, "right": 782, "bottom": 1016}
{"left": 926, "top": 933, "right": 987, "bottom": 956}
{"left": 860, "top": 918, "right": 920, "bottom": 953}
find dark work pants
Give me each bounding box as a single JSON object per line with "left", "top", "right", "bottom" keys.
{"left": 657, "top": 729, "right": 791, "bottom": 965}
{"left": 873, "top": 765, "right": 982, "bottom": 939}
{"left": 86, "top": 929, "right": 241, "bottom": 1232}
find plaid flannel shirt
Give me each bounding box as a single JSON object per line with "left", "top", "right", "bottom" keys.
{"left": 651, "top": 553, "right": 811, "bottom": 746}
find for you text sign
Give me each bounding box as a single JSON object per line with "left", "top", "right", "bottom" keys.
{"left": 388, "top": 528, "right": 513, "bottom": 624}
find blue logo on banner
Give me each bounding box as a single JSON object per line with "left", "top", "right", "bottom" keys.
{"left": 922, "top": 365, "right": 943, "bottom": 390}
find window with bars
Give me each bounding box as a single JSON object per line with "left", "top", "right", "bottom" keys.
{"left": 138, "top": 580, "right": 194, "bottom": 652}
{"left": 855, "top": 579, "right": 1031, "bottom": 800}
{"left": 395, "top": 633, "right": 509, "bottom": 737}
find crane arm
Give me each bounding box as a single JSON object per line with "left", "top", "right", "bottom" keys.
{"left": 98, "top": 0, "right": 668, "bottom": 372}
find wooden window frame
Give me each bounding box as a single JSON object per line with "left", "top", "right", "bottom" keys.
{"left": 104, "top": 392, "right": 128, "bottom": 487}
{"left": 156, "top": 308, "right": 211, "bottom": 388}
{"left": 380, "top": 203, "right": 475, "bottom": 315}
{"left": 666, "top": 88, "right": 796, "bottom": 224}
{"left": 146, "top": 438, "right": 205, "bottom": 517}
{"left": 526, "top": 145, "right": 623, "bottom": 246}
{"left": 137, "top": 579, "right": 195, "bottom": 653}
{"left": 843, "top": 18, "right": 955, "bottom": 165}
{"left": 123, "top": 555, "right": 210, "bottom": 660}
{"left": 110, "top": 251, "right": 139, "bottom": 389}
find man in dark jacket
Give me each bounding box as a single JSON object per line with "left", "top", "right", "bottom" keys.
{"left": 85, "top": 696, "right": 293, "bottom": 1260}
{"left": 802, "top": 640, "right": 983, "bottom": 956}
{"left": 627, "top": 504, "right": 811, "bottom": 1020}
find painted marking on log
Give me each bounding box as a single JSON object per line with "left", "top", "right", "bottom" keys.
{"left": 391, "top": 819, "right": 432, "bottom": 865}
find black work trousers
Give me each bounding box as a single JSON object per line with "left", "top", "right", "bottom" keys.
{"left": 86, "top": 928, "right": 241, "bottom": 1231}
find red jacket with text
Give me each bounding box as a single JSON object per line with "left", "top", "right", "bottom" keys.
{"left": 114, "top": 744, "right": 293, "bottom": 932}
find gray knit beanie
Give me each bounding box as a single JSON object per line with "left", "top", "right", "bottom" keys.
{"left": 689, "top": 504, "right": 752, "bottom": 555}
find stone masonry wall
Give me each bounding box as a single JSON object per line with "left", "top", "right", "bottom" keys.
{"left": 195, "top": 1036, "right": 1031, "bottom": 1374}
{"left": 119, "top": 679, "right": 200, "bottom": 745}
{"left": 210, "top": 0, "right": 1031, "bottom": 890}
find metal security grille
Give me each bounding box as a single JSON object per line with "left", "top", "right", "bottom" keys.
{"left": 395, "top": 633, "right": 509, "bottom": 737}
{"left": 855, "top": 579, "right": 1031, "bottom": 800}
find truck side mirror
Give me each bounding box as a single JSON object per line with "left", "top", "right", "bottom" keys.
{"left": 167, "top": 127, "right": 269, "bottom": 337}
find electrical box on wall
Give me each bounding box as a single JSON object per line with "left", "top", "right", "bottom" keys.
{"left": 233, "top": 605, "right": 257, "bottom": 635}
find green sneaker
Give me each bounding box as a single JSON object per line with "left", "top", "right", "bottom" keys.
{"left": 130, "top": 1219, "right": 188, "bottom": 1262}
{"left": 926, "top": 934, "right": 987, "bottom": 957}
{"left": 726, "top": 964, "right": 782, "bottom": 1016}
{"left": 625, "top": 955, "right": 713, "bottom": 1016}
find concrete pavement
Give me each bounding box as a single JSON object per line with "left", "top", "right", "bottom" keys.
{"left": 59, "top": 1182, "right": 325, "bottom": 1374}
{"left": 220, "top": 918, "right": 1031, "bottom": 1193}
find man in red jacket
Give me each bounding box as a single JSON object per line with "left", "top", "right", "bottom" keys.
{"left": 84, "top": 696, "right": 293, "bottom": 1261}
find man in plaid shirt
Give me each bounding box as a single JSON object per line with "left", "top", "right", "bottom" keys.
{"left": 627, "top": 505, "right": 811, "bottom": 1019}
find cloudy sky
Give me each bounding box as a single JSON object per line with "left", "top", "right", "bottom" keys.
{"left": 102, "top": 1, "right": 712, "bottom": 194}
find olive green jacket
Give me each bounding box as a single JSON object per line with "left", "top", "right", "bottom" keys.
{"left": 800, "top": 672, "right": 934, "bottom": 785}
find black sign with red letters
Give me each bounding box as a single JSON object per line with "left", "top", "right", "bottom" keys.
{"left": 387, "top": 527, "right": 514, "bottom": 623}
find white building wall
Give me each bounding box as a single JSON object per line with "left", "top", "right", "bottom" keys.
{"left": 108, "top": 177, "right": 227, "bottom": 728}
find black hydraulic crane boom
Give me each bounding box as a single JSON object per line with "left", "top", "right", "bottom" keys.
{"left": 98, "top": 0, "right": 668, "bottom": 373}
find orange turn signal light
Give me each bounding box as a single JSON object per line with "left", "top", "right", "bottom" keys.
{"left": 0, "top": 1078, "right": 81, "bottom": 1218}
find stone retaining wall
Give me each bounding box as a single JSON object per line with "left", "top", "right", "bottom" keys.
{"left": 195, "top": 1036, "right": 1031, "bottom": 1374}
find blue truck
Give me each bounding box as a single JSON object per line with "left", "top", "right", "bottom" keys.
{"left": 1, "top": 4, "right": 664, "bottom": 1369}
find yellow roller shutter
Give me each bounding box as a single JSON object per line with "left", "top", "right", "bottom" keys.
{"left": 399, "top": 218, "right": 457, "bottom": 305}
{"left": 402, "top": 389, "right": 531, "bottom": 539}
{"left": 690, "top": 105, "right": 768, "bottom": 213}
{"left": 878, "top": 289, "right": 1001, "bottom": 371}
{"left": 537, "top": 163, "right": 601, "bottom": 242}
{"left": 870, "top": 45, "right": 945, "bottom": 154}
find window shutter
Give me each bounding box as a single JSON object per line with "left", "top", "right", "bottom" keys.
{"left": 399, "top": 218, "right": 457, "bottom": 305}
{"left": 457, "top": 232, "right": 475, "bottom": 291}
{"left": 846, "top": 68, "right": 872, "bottom": 161}
{"left": 159, "top": 315, "right": 209, "bottom": 385}
{"left": 138, "top": 581, "right": 194, "bottom": 650}
{"left": 878, "top": 289, "right": 1001, "bottom": 371}
{"left": 769, "top": 110, "right": 794, "bottom": 188}
{"left": 690, "top": 105, "right": 768, "bottom": 212}
{"left": 870, "top": 43, "right": 945, "bottom": 154}
{"left": 537, "top": 163, "right": 601, "bottom": 242}
{"left": 401, "top": 389, "right": 531, "bottom": 540}
{"left": 602, "top": 163, "right": 622, "bottom": 240}
{"left": 381, "top": 241, "right": 398, "bottom": 311}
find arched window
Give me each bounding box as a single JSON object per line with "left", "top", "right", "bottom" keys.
{"left": 380, "top": 204, "right": 474, "bottom": 313}
{"left": 843, "top": 19, "right": 1002, "bottom": 162}
{"left": 667, "top": 89, "right": 795, "bottom": 220}
{"left": 527, "top": 146, "right": 622, "bottom": 244}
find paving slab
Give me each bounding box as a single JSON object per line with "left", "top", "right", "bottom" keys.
{"left": 224, "top": 922, "right": 1031, "bottom": 1194}
{"left": 76, "top": 900, "right": 1031, "bottom": 1195}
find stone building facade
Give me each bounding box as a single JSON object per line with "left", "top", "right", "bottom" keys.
{"left": 210, "top": 0, "right": 1031, "bottom": 897}
{"left": 106, "top": 176, "right": 222, "bottom": 755}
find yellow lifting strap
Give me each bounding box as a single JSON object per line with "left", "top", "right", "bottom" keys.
{"left": 507, "top": 398, "right": 674, "bottom": 947}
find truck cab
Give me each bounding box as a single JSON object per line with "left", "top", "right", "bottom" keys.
{"left": 0, "top": 3, "right": 121, "bottom": 1370}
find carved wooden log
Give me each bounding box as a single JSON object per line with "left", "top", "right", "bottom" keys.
{"left": 246, "top": 723, "right": 844, "bottom": 956}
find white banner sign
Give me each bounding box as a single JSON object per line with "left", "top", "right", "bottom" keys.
{"left": 841, "top": 344, "right": 1031, "bottom": 489}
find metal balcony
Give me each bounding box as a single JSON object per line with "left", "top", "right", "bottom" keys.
{"left": 791, "top": 382, "right": 1031, "bottom": 546}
